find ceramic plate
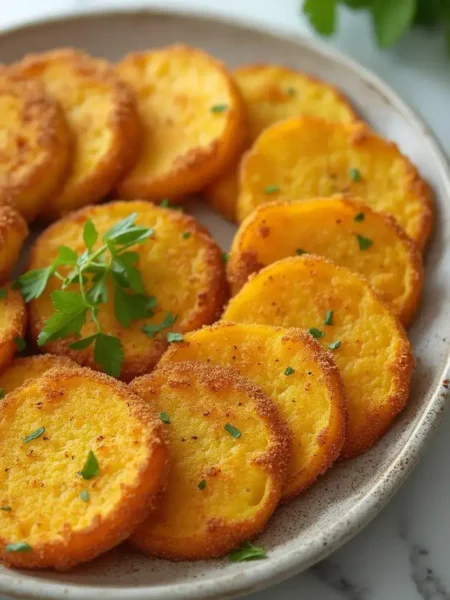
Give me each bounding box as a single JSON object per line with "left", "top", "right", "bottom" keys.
{"left": 0, "top": 8, "right": 449, "bottom": 600}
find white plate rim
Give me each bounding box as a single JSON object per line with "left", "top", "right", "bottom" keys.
{"left": 0, "top": 6, "right": 450, "bottom": 600}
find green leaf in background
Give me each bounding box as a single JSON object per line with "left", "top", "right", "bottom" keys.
{"left": 372, "top": 0, "right": 417, "bottom": 47}
{"left": 83, "top": 219, "right": 98, "bottom": 251}
{"left": 303, "top": 0, "right": 337, "bottom": 35}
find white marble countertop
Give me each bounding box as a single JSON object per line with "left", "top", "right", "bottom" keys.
{"left": 1, "top": 2, "right": 450, "bottom": 599}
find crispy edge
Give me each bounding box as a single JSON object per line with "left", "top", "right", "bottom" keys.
{"left": 115, "top": 44, "right": 248, "bottom": 200}
{"left": 129, "top": 361, "right": 291, "bottom": 560}
{"left": 237, "top": 118, "right": 434, "bottom": 250}
{"left": 227, "top": 195, "right": 424, "bottom": 327}
{"left": 0, "top": 203, "right": 28, "bottom": 283}
{"left": 0, "top": 67, "right": 71, "bottom": 222}
{"left": 0, "top": 366, "right": 168, "bottom": 570}
{"left": 159, "top": 321, "right": 347, "bottom": 501}
{"left": 0, "top": 353, "right": 78, "bottom": 395}
{"left": 27, "top": 200, "right": 228, "bottom": 381}
{"left": 223, "top": 254, "right": 414, "bottom": 458}
{"left": 13, "top": 49, "right": 141, "bottom": 220}
{"left": 0, "top": 284, "right": 27, "bottom": 371}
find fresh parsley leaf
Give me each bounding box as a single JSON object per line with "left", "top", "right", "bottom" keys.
{"left": 80, "top": 490, "right": 90, "bottom": 502}
{"left": 229, "top": 540, "right": 266, "bottom": 562}
{"left": 264, "top": 185, "right": 280, "bottom": 194}
{"left": 225, "top": 423, "right": 242, "bottom": 439}
{"left": 93, "top": 334, "right": 124, "bottom": 378}
{"left": 70, "top": 334, "right": 98, "bottom": 350}
{"left": 211, "top": 104, "right": 228, "bottom": 113}
{"left": 16, "top": 266, "right": 55, "bottom": 301}
{"left": 23, "top": 427, "right": 45, "bottom": 444}
{"left": 87, "top": 271, "right": 108, "bottom": 304}
{"left": 372, "top": 0, "right": 417, "bottom": 47}
{"left": 5, "top": 542, "right": 32, "bottom": 553}
{"left": 355, "top": 234, "right": 373, "bottom": 250}
{"left": 182, "top": 231, "right": 191, "bottom": 239}
{"left": 103, "top": 213, "right": 152, "bottom": 247}
{"left": 324, "top": 310, "right": 334, "bottom": 326}
{"left": 284, "top": 366, "right": 295, "bottom": 376}
{"left": 329, "top": 340, "right": 341, "bottom": 350}
{"left": 303, "top": 0, "right": 337, "bottom": 36}
{"left": 349, "top": 167, "right": 361, "bottom": 182}
{"left": 112, "top": 252, "right": 145, "bottom": 293}
{"left": 37, "top": 291, "right": 89, "bottom": 346}
{"left": 14, "top": 337, "right": 26, "bottom": 352}
{"left": 142, "top": 312, "right": 178, "bottom": 338}
{"left": 113, "top": 286, "right": 155, "bottom": 328}
{"left": 309, "top": 327, "right": 325, "bottom": 339}
{"left": 167, "top": 332, "right": 184, "bottom": 343}
{"left": 197, "top": 480, "right": 207, "bottom": 490}
{"left": 83, "top": 219, "right": 98, "bottom": 251}
{"left": 354, "top": 211, "right": 365, "bottom": 222}
{"left": 57, "top": 246, "right": 78, "bottom": 265}
{"left": 1, "top": 506, "right": 11, "bottom": 511}
{"left": 80, "top": 450, "right": 99, "bottom": 480}
{"left": 0, "top": 288, "right": 7, "bottom": 300}
{"left": 159, "top": 412, "right": 171, "bottom": 424}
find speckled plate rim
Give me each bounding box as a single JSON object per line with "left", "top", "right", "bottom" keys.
{"left": 1, "top": 6, "right": 450, "bottom": 600}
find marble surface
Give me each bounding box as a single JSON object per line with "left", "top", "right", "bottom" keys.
{"left": 1, "top": 1, "right": 450, "bottom": 599}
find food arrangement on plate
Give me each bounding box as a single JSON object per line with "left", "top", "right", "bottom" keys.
{"left": 0, "top": 43, "right": 433, "bottom": 571}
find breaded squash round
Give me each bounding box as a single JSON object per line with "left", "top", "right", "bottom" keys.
{"left": 129, "top": 362, "right": 290, "bottom": 560}
{"left": 0, "top": 203, "right": 28, "bottom": 283}
{"left": 115, "top": 45, "right": 247, "bottom": 201}
{"left": 237, "top": 117, "right": 433, "bottom": 249}
{"left": 204, "top": 63, "right": 357, "bottom": 221}
{"left": 0, "top": 68, "right": 70, "bottom": 222}
{"left": 0, "top": 354, "right": 77, "bottom": 396}
{"left": 14, "top": 49, "right": 140, "bottom": 219}
{"left": 159, "top": 322, "right": 346, "bottom": 501}
{"left": 0, "top": 285, "right": 26, "bottom": 371}
{"left": 223, "top": 256, "right": 414, "bottom": 458}
{"left": 0, "top": 366, "right": 167, "bottom": 570}
{"left": 28, "top": 200, "right": 226, "bottom": 381}
{"left": 228, "top": 196, "right": 423, "bottom": 326}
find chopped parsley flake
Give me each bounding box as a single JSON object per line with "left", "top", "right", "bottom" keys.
{"left": 159, "top": 412, "right": 171, "bottom": 424}
{"left": 221, "top": 252, "right": 229, "bottom": 264}
{"left": 0, "top": 289, "right": 7, "bottom": 300}
{"left": 284, "top": 366, "right": 295, "bottom": 376}
{"left": 182, "top": 231, "right": 191, "bottom": 239}
{"left": 296, "top": 248, "right": 306, "bottom": 255}
{"left": 167, "top": 332, "right": 184, "bottom": 343}
{"left": 211, "top": 104, "right": 228, "bottom": 113}
{"left": 355, "top": 234, "right": 373, "bottom": 251}
{"left": 5, "top": 542, "right": 32, "bottom": 553}
{"left": 80, "top": 450, "right": 99, "bottom": 480}
{"left": 80, "top": 490, "right": 90, "bottom": 502}
{"left": 324, "top": 310, "right": 334, "bottom": 326}
{"left": 197, "top": 480, "right": 207, "bottom": 490}
{"left": 349, "top": 168, "right": 361, "bottom": 182}
{"left": 229, "top": 540, "right": 266, "bottom": 562}
{"left": 309, "top": 328, "right": 325, "bottom": 339}
{"left": 23, "top": 427, "right": 45, "bottom": 444}
{"left": 14, "top": 337, "right": 26, "bottom": 352}
{"left": 329, "top": 340, "right": 341, "bottom": 350}
{"left": 264, "top": 185, "right": 280, "bottom": 195}
{"left": 354, "top": 212, "right": 365, "bottom": 222}
{"left": 1, "top": 506, "right": 11, "bottom": 511}
{"left": 224, "top": 423, "right": 242, "bottom": 439}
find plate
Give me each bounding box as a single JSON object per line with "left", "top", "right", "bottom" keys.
{"left": 0, "top": 7, "right": 449, "bottom": 600}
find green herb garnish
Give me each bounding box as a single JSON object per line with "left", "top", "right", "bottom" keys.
{"left": 211, "top": 104, "right": 228, "bottom": 113}
{"left": 1, "top": 506, "right": 11, "bottom": 511}
{"left": 0, "top": 389, "right": 4, "bottom": 399}
{"left": 309, "top": 328, "right": 325, "bottom": 339}
{"left": 167, "top": 332, "right": 184, "bottom": 343}
{"left": 0, "top": 289, "right": 7, "bottom": 300}
{"left": 324, "top": 310, "right": 333, "bottom": 326}
{"left": 5, "top": 542, "right": 32, "bottom": 553}
{"left": 160, "top": 199, "right": 182, "bottom": 210}
{"left": 142, "top": 312, "right": 177, "bottom": 339}
{"left": 229, "top": 540, "right": 266, "bottom": 562}
{"left": 349, "top": 168, "right": 361, "bottom": 182}
{"left": 225, "top": 423, "right": 242, "bottom": 439}
{"left": 329, "top": 340, "right": 341, "bottom": 350}
{"left": 264, "top": 185, "right": 280, "bottom": 195}
{"left": 197, "top": 480, "right": 207, "bottom": 490}
{"left": 80, "top": 450, "right": 99, "bottom": 480}
{"left": 295, "top": 248, "right": 306, "bottom": 255}
{"left": 356, "top": 234, "right": 373, "bottom": 251}
{"left": 182, "top": 231, "right": 191, "bottom": 239}
{"left": 14, "top": 337, "right": 26, "bottom": 352}
{"left": 23, "top": 427, "right": 45, "bottom": 444}
{"left": 159, "top": 412, "right": 171, "bottom": 424}
{"left": 221, "top": 252, "right": 229, "bottom": 264}
{"left": 354, "top": 212, "right": 365, "bottom": 222}
{"left": 80, "top": 490, "right": 90, "bottom": 502}
{"left": 284, "top": 366, "right": 295, "bottom": 376}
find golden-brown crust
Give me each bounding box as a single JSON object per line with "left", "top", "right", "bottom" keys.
{"left": 0, "top": 203, "right": 28, "bottom": 283}
{"left": 13, "top": 49, "right": 141, "bottom": 220}
{"left": 159, "top": 322, "right": 347, "bottom": 501}
{"left": 0, "top": 284, "right": 27, "bottom": 371}
{"left": 0, "top": 366, "right": 168, "bottom": 570}
{"left": 227, "top": 195, "right": 424, "bottom": 327}
{"left": 0, "top": 353, "right": 77, "bottom": 396}
{"left": 115, "top": 44, "right": 248, "bottom": 200}
{"left": 0, "top": 67, "right": 70, "bottom": 222}
{"left": 27, "top": 200, "right": 227, "bottom": 381}
{"left": 223, "top": 254, "right": 414, "bottom": 458}
{"left": 129, "top": 361, "right": 290, "bottom": 560}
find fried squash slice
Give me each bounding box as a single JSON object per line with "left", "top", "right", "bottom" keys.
{"left": 115, "top": 45, "right": 247, "bottom": 201}
{"left": 205, "top": 63, "right": 357, "bottom": 221}
{"left": 0, "top": 285, "right": 26, "bottom": 371}
{"left": 0, "top": 203, "right": 28, "bottom": 284}
{"left": 129, "top": 362, "right": 290, "bottom": 560}
{"left": 14, "top": 49, "right": 141, "bottom": 219}
{"left": 0, "top": 68, "right": 70, "bottom": 222}
{"left": 28, "top": 200, "right": 227, "bottom": 381}
{"left": 228, "top": 196, "right": 423, "bottom": 326}
{"left": 0, "top": 354, "right": 77, "bottom": 396}
{"left": 237, "top": 117, "right": 433, "bottom": 249}
{"left": 0, "top": 367, "right": 167, "bottom": 570}
{"left": 159, "top": 322, "right": 346, "bottom": 501}
{"left": 223, "top": 256, "right": 414, "bottom": 458}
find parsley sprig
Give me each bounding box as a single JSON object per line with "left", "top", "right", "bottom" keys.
{"left": 16, "top": 213, "right": 176, "bottom": 378}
